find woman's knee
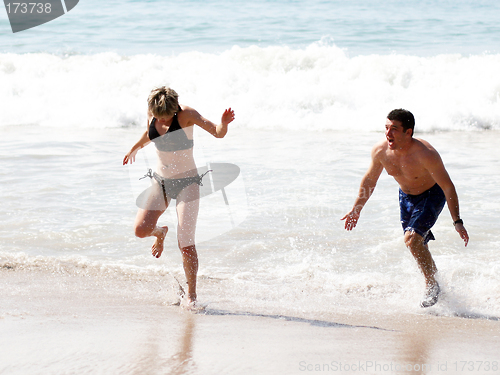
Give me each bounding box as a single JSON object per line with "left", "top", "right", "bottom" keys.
{"left": 177, "top": 226, "right": 196, "bottom": 251}
{"left": 179, "top": 244, "right": 198, "bottom": 268}
{"left": 179, "top": 242, "right": 196, "bottom": 254}
{"left": 134, "top": 209, "right": 163, "bottom": 238}
{"left": 134, "top": 222, "right": 152, "bottom": 238}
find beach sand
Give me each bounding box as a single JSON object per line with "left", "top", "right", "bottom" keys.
{"left": 1, "top": 268, "right": 499, "bottom": 375}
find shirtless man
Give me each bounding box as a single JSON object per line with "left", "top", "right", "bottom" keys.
{"left": 342, "top": 109, "right": 469, "bottom": 307}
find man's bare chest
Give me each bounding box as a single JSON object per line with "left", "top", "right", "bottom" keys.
{"left": 381, "top": 154, "right": 426, "bottom": 180}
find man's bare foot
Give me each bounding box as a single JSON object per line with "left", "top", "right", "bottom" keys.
{"left": 421, "top": 282, "right": 440, "bottom": 308}
{"left": 152, "top": 226, "right": 168, "bottom": 258}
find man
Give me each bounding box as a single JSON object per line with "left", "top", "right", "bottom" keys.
{"left": 341, "top": 109, "right": 469, "bottom": 308}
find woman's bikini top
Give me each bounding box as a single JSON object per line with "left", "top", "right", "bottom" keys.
{"left": 148, "top": 112, "right": 194, "bottom": 152}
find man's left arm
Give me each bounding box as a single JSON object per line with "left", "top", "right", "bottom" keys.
{"left": 425, "top": 151, "right": 469, "bottom": 246}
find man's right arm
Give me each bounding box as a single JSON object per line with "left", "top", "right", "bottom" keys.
{"left": 341, "top": 144, "right": 384, "bottom": 231}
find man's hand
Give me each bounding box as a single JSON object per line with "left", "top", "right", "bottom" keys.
{"left": 455, "top": 223, "right": 469, "bottom": 247}
{"left": 341, "top": 209, "right": 361, "bottom": 231}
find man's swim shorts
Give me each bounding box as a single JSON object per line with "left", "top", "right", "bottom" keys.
{"left": 399, "top": 183, "right": 446, "bottom": 244}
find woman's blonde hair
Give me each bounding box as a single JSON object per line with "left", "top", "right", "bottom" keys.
{"left": 147, "top": 86, "right": 180, "bottom": 117}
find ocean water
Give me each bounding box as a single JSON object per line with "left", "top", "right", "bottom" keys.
{"left": 1, "top": 0, "right": 500, "bottom": 320}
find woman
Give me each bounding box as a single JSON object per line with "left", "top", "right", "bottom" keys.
{"left": 123, "top": 86, "right": 235, "bottom": 306}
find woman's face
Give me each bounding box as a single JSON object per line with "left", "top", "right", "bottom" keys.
{"left": 156, "top": 114, "right": 174, "bottom": 125}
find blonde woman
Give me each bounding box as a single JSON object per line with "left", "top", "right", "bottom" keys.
{"left": 123, "top": 87, "right": 235, "bottom": 306}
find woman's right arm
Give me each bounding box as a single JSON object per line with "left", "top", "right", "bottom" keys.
{"left": 123, "top": 130, "right": 151, "bottom": 165}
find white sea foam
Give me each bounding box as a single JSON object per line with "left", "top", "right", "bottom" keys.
{"left": 1, "top": 122, "right": 498, "bottom": 318}
{"left": 1, "top": 45, "right": 499, "bottom": 132}
{"left": 2, "top": 3, "right": 499, "bottom": 371}
{"left": 1, "top": 41, "right": 499, "bottom": 320}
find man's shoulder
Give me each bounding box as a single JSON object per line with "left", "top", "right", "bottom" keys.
{"left": 372, "top": 139, "right": 388, "bottom": 156}
{"left": 411, "top": 138, "right": 442, "bottom": 165}
{"left": 412, "top": 138, "right": 439, "bottom": 155}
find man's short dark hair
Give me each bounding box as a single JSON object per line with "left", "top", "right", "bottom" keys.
{"left": 387, "top": 109, "right": 415, "bottom": 136}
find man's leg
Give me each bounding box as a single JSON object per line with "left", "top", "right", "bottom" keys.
{"left": 404, "top": 230, "right": 440, "bottom": 307}
{"left": 404, "top": 230, "right": 437, "bottom": 286}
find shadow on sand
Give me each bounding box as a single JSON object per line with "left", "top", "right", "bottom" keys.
{"left": 434, "top": 311, "right": 500, "bottom": 321}
{"left": 203, "top": 308, "right": 396, "bottom": 331}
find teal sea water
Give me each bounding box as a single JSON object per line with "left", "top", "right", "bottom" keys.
{"left": 2, "top": 0, "right": 500, "bottom": 56}
{"left": 1, "top": 0, "right": 499, "bottom": 320}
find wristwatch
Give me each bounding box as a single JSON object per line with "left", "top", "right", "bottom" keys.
{"left": 453, "top": 219, "right": 464, "bottom": 226}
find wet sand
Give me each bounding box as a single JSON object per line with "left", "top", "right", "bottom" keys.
{"left": 1, "top": 268, "right": 499, "bottom": 374}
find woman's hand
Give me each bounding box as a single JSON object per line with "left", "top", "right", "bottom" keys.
{"left": 123, "top": 131, "right": 150, "bottom": 165}
{"left": 123, "top": 149, "right": 138, "bottom": 165}
{"left": 221, "top": 108, "right": 235, "bottom": 126}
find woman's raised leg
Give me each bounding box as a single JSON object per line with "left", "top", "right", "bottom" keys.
{"left": 134, "top": 208, "right": 168, "bottom": 258}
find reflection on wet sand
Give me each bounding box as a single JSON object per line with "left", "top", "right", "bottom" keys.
{"left": 132, "top": 312, "right": 196, "bottom": 374}
{"left": 400, "top": 332, "right": 431, "bottom": 374}
{"left": 167, "top": 314, "right": 196, "bottom": 375}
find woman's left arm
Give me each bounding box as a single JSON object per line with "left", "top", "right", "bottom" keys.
{"left": 187, "top": 107, "right": 235, "bottom": 138}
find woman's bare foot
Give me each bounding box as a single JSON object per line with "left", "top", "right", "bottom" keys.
{"left": 186, "top": 292, "right": 197, "bottom": 305}
{"left": 151, "top": 226, "right": 168, "bottom": 258}
{"left": 181, "top": 293, "right": 205, "bottom": 312}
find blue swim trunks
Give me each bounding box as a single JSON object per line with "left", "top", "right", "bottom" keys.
{"left": 399, "top": 183, "right": 446, "bottom": 244}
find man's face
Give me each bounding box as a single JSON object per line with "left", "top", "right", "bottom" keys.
{"left": 385, "top": 119, "right": 411, "bottom": 149}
